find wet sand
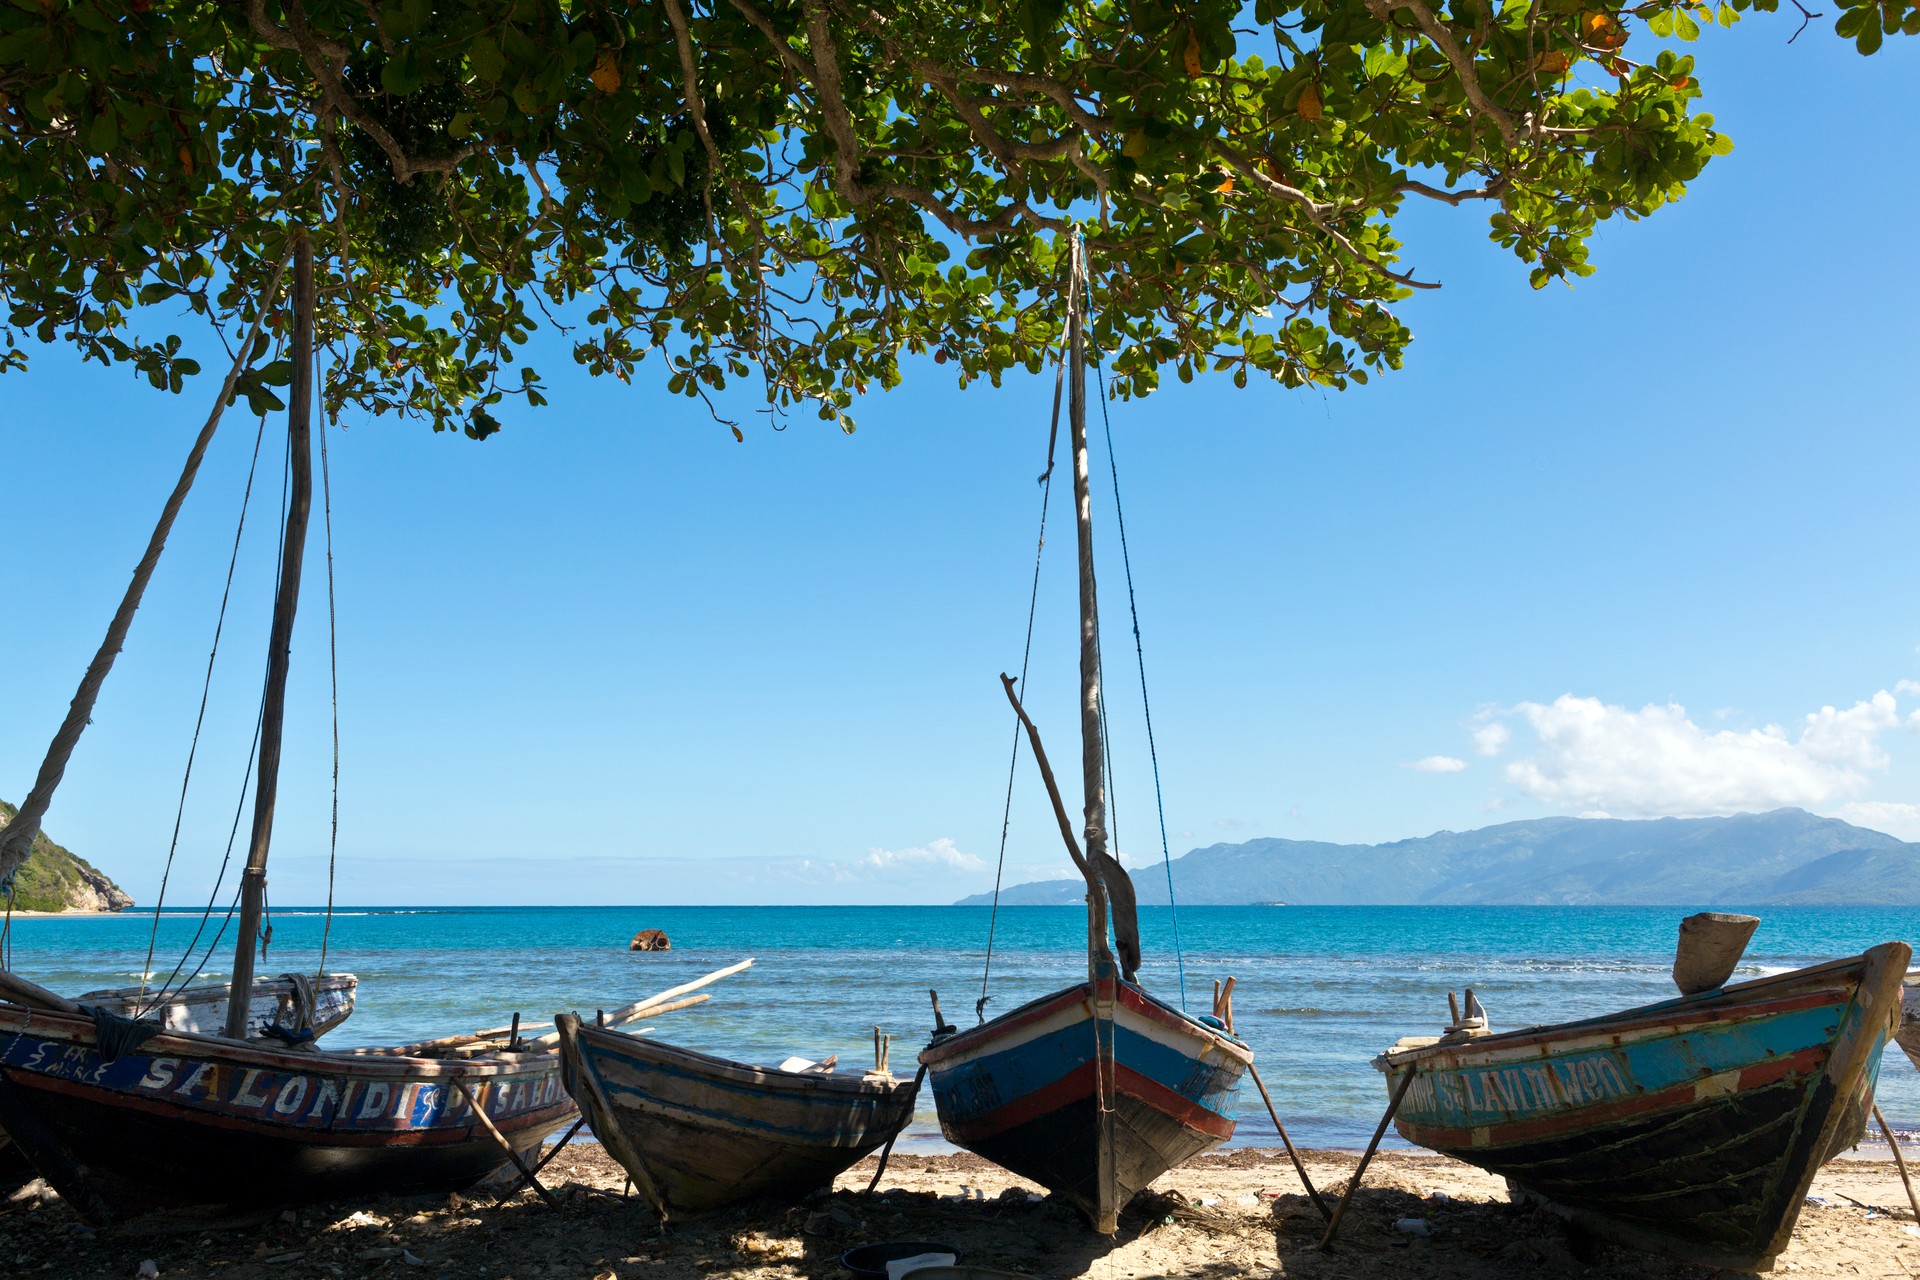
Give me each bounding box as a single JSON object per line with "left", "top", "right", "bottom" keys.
{"left": 5, "top": 1145, "right": 1918, "bottom": 1279}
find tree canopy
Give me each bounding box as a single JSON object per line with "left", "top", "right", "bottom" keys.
{"left": 0, "top": 0, "right": 1907, "bottom": 435}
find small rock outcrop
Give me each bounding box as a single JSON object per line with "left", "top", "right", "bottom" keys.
{"left": 0, "top": 800, "right": 134, "bottom": 912}
{"left": 629, "top": 928, "right": 671, "bottom": 952}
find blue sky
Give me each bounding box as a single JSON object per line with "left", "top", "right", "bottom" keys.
{"left": 3, "top": 21, "right": 1917, "bottom": 906}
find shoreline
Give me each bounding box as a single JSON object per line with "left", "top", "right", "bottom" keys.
{"left": 3, "top": 1145, "right": 1917, "bottom": 1277}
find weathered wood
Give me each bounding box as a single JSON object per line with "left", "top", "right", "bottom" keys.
{"left": 1875, "top": 1104, "right": 1920, "bottom": 1223}
{"left": 226, "top": 237, "right": 316, "bottom": 1039}
{"left": 1247, "top": 1061, "right": 1329, "bottom": 1219}
{"left": 451, "top": 1076, "right": 559, "bottom": 1210}
{"left": 0, "top": 999, "right": 577, "bottom": 1222}
{"left": 864, "top": 1064, "right": 927, "bottom": 1193}
{"left": 1672, "top": 912, "right": 1760, "bottom": 996}
{"left": 1218, "top": 977, "right": 1237, "bottom": 1033}
{"left": 1378, "top": 942, "right": 1911, "bottom": 1271}
{"left": 0, "top": 251, "right": 292, "bottom": 887}
{"left": 0, "top": 970, "right": 82, "bottom": 1014}
{"left": 528, "top": 994, "right": 709, "bottom": 1047}
{"left": 999, "top": 674, "right": 1094, "bottom": 886}
{"left": 1318, "top": 1065, "right": 1416, "bottom": 1249}
{"left": 601, "top": 958, "right": 753, "bottom": 1027}
{"left": 556, "top": 1018, "right": 917, "bottom": 1216}
{"left": 553, "top": 1014, "right": 672, "bottom": 1220}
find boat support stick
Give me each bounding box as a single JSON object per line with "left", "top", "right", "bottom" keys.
{"left": 864, "top": 1064, "right": 929, "bottom": 1194}
{"left": 1875, "top": 1103, "right": 1920, "bottom": 1223}
{"left": 1246, "top": 1061, "right": 1330, "bottom": 1220}
{"left": 530, "top": 1117, "right": 587, "bottom": 1182}
{"left": 1318, "top": 1066, "right": 1416, "bottom": 1250}
{"left": 452, "top": 1077, "right": 560, "bottom": 1211}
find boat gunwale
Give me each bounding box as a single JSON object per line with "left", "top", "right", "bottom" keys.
{"left": 0, "top": 1001, "right": 561, "bottom": 1080}
{"left": 918, "top": 979, "right": 1250, "bottom": 1068}
{"left": 1373, "top": 949, "right": 1883, "bottom": 1070}
{"left": 8, "top": 1067, "right": 574, "bottom": 1145}
{"left": 569, "top": 1020, "right": 918, "bottom": 1101}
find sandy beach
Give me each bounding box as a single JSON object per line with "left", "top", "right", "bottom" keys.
{"left": 4, "top": 1143, "right": 1916, "bottom": 1279}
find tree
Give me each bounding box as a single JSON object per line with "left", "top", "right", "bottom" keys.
{"left": 0, "top": 0, "right": 1905, "bottom": 434}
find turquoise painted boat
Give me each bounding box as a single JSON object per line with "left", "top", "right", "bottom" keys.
{"left": 1375, "top": 940, "right": 1910, "bottom": 1272}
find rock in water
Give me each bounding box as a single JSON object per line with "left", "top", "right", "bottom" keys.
{"left": 629, "top": 928, "right": 671, "bottom": 952}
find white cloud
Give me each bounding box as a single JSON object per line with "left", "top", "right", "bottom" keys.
{"left": 1471, "top": 722, "right": 1511, "bottom": 757}
{"left": 1837, "top": 802, "right": 1920, "bottom": 841}
{"left": 1495, "top": 691, "right": 1901, "bottom": 817}
{"left": 862, "top": 837, "right": 984, "bottom": 873}
{"left": 1405, "top": 755, "right": 1468, "bottom": 774}
{"left": 1896, "top": 679, "right": 1920, "bottom": 697}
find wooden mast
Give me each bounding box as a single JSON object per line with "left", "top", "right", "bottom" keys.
{"left": 1067, "top": 232, "right": 1123, "bottom": 1235}
{"left": 1067, "top": 234, "right": 1117, "bottom": 984}
{"left": 224, "top": 236, "right": 316, "bottom": 1039}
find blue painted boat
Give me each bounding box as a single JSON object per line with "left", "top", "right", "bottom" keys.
{"left": 921, "top": 237, "right": 1251, "bottom": 1233}
{"left": 1375, "top": 940, "right": 1911, "bottom": 1271}
{"left": 921, "top": 973, "right": 1251, "bottom": 1230}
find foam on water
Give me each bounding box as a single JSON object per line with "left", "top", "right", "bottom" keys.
{"left": 7, "top": 903, "right": 1917, "bottom": 1150}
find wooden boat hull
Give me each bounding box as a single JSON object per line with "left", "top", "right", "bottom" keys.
{"left": 0, "top": 1003, "right": 575, "bottom": 1225}
{"left": 1375, "top": 942, "right": 1910, "bottom": 1272}
{"left": 555, "top": 1015, "right": 918, "bottom": 1217}
{"left": 1895, "top": 973, "right": 1920, "bottom": 1073}
{"left": 918, "top": 977, "right": 1251, "bottom": 1229}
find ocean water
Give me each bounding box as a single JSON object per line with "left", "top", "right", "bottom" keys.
{"left": 6, "top": 904, "right": 1917, "bottom": 1150}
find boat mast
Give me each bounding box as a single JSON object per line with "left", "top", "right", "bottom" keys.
{"left": 224, "top": 236, "right": 316, "bottom": 1038}
{"left": 1066, "top": 236, "right": 1117, "bottom": 981}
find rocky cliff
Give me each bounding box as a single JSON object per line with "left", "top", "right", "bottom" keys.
{"left": 0, "top": 800, "right": 133, "bottom": 912}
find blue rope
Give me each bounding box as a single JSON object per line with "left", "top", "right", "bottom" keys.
{"left": 1089, "top": 347, "right": 1187, "bottom": 1011}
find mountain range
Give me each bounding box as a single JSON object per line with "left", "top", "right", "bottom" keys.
{"left": 953, "top": 809, "right": 1920, "bottom": 906}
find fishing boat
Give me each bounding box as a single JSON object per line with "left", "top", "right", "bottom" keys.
{"left": 555, "top": 1005, "right": 918, "bottom": 1218}
{"left": 918, "top": 236, "right": 1252, "bottom": 1233}
{"left": 1373, "top": 932, "right": 1909, "bottom": 1272}
{"left": 0, "top": 241, "right": 670, "bottom": 1224}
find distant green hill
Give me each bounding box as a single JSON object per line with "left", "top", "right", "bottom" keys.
{"left": 956, "top": 809, "right": 1920, "bottom": 907}
{"left": 0, "top": 800, "right": 133, "bottom": 913}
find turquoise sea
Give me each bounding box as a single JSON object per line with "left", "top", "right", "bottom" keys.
{"left": 7, "top": 904, "right": 1917, "bottom": 1149}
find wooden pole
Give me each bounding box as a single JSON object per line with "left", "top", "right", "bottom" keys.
{"left": 225, "top": 236, "right": 315, "bottom": 1040}
{"left": 1318, "top": 1066, "right": 1417, "bottom": 1249}
{"left": 1247, "top": 1062, "right": 1330, "bottom": 1219}
{"left": 1876, "top": 1103, "right": 1920, "bottom": 1223}
{"left": 451, "top": 1076, "right": 560, "bottom": 1210}
{"left": 0, "top": 252, "right": 292, "bottom": 889}
{"left": 599, "top": 957, "right": 754, "bottom": 1027}
{"left": 864, "top": 1064, "right": 927, "bottom": 1193}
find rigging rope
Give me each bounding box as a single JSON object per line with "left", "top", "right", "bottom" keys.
{"left": 315, "top": 347, "right": 341, "bottom": 980}
{"left": 1090, "top": 333, "right": 1188, "bottom": 1011}
{"left": 977, "top": 346, "right": 1066, "bottom": 1023}
{"left": 140, "top": 405, "right": 273, "bottom": 1002}
{"left": 139, "top": 420, "right": 289, "bottom": 1016}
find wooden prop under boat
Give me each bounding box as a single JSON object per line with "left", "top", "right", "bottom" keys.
{"left": 553, "top": 1012, "right": 918, "bottom": 1219}
{"left": 1373, "top": 941, "right": 1910, "bottom": 1272}
{"left": 0, "top": 1003, "right": 573, "bottom": 1225}
{"left": 920, "top": 977, "right": 1250, "bottom": 1228}
{"left": 919, "top": 234, "right": 1250, "bottom": 1233}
